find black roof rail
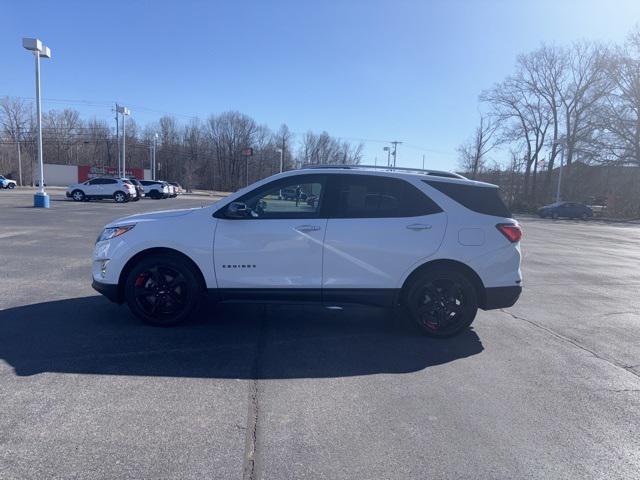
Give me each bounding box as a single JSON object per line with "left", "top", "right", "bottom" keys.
{"left": 298, "top": 163, "right": 466, "bottom": 179}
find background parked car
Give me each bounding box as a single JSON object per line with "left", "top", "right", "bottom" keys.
{"left": 538, "top": 201, "right": 593, "bottom": 220}
{"left": 126, "top": 178, "right": 145, "bottom": 201}
{"left": 139, "top": 180, "right": 170, "bottom": 199}
{"left": 0, "top": 175, "right": 17, "bottom": 189}
{"left": 164, "top": 182, "right": 177, "bottom": 197}
{"left": 168, "top": 182, "right": 183, "bottom": 195}
{"left": 66, "top": 177, "right": 137, "bottom": 203}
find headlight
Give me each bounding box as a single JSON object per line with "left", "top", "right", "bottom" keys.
{"left": 96, "top": 225, "right": 135, "bottom": 243}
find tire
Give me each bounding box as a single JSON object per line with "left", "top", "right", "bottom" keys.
{"left": 581, "top": 213, "right": 589, "bottom": 221}
{"left": 71, "top": 189, "right": 85, "bottom": 202}
{"left": 124, "top": 254, "right": 203, "bottom": 326}
{"left": 150, "top": 190, "right": 160, "bottom": 200}
{"left": 552, "top": 212, "right": 559, "bottom": 220}
{"left": 402, "top": 267, "right": 478, "bottom": 338}
{"left": 113, "top": 191, "right": 127, "bottom": 203}
{"left": 7, "top": 183, "right": 15, "bottom": 189}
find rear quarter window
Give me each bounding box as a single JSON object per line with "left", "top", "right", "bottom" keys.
{"left": 423, "top": 180, "right": 511, "bottom": 217}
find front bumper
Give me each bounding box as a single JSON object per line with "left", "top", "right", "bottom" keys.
{"left": 483, "top": 286, "right": 522, "bottom": 310}
{"left": 92, "top": 279, "right": 121, "bottom": 303}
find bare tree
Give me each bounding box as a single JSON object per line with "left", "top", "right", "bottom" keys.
{"left": 457, "top": 115, "right": 498, "bottom": 178}
{"left": 0, "top": 96, "right": 31, "bottom": 185}
{"left": 481, "top": 75, "right": 551, "bottom": 200}
{"left": 598, "top": 26, "right": 640, "bottom": 166}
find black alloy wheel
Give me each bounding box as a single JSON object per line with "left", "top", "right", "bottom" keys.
{"left": 125, "top": 254, "right": 203, "bottom": 326}
{"left": 405, "top": 268, "right": 478, "bottom": 338}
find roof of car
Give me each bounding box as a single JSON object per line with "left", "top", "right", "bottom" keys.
{"left": 296, "top": 164, "right": 497, "bottom": 188}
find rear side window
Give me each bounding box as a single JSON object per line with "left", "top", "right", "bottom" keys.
{"left": 424, "top": 180, "right": 511, "bottom": 217}
{"left": 330, "top": 175, "right": 442, "bottom": 218}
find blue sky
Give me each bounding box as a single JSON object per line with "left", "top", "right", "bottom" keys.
{"left": 2, "top": 0, "right": 639, "bottom": 170}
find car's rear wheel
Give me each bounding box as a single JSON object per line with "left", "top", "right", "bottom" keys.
{"left": 150, "top": 190, "right": 160, "bottom": 199}
{"left": 124, "top": 254, "right": 203, "bottom": 326}
{"left": 403, "top": 268, "right": 478, "bottom": 338}
{"left": 113, "top": 191, "right": 127, "bottom": 203}
{"left": 581, "top": 212, "right": 589, "bottom": 220}
{"left": 71, "top": 189, "right": 85, "bottom": 201}
{"left": 552, "top": 212, "right": 559, "bottom": 219}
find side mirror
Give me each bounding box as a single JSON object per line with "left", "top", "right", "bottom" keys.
{"left": 226, "top": 202, "right": 250, "bottom": 218}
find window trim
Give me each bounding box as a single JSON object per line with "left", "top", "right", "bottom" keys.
{"left": 215, "top": 174, "right": 329, "bottom": 220}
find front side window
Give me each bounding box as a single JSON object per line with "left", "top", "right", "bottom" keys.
{"left": 232, "top": 175, "right": 325, "bottom": 219}
{"left": 331, "top": 175, "right": 442, "bottom": 218}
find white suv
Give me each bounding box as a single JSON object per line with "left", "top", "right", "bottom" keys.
{"left": 67, "top": 177, "right": 137, "bottom": 203}
{"left": 92, "top": 166, "right": 522, "bottom": 337}
{"left": 139, "top": 180, "right": 170, "bottom": 199}
{"left": 0, "top": 175, "right": 17, "bottom": 189}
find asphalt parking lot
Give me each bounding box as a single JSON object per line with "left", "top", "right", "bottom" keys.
{"left": 1, "top": 189, "right": 639, "bottom": 479}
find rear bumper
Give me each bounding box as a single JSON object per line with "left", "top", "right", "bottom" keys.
{"left": 92, "top": 279, "right": 121, "bottom": 303}
{"left": 482, "top": 286, "right": 522, "bottom": 310}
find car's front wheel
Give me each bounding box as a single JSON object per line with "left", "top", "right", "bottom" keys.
{"left": 71, "top": 189, "right": 85, "bottom": 201}
{"left": 124, "top": 254, "right": 203, "bottom": 326}
{"left": 403, "top": 268, "right": 478, "bottom": 337}
{"left": 7, "top": 183, "right": 15, "bottom": 189}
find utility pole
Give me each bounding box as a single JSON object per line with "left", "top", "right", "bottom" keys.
{"left": 383, "top": 146, "right": 391, "bottom": 167}
{"left": 422, "top": 154, "right": 425, "bottom": 170}
{"left": 390, "top": 141, "right": 402, "bottom": 167}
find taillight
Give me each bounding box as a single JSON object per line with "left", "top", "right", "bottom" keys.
{"left": 496, "top": 223, "right": 522, "bottom": 243}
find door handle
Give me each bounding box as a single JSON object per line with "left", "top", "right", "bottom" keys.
{"left": 295, "top": 225, "right": 321, "bottom": 232}
{"left": 406, "top": 223, "right": 432, "bottom": 231}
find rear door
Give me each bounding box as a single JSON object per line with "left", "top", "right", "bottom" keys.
{"left": 322, "top": 174, "right": 446, "bottom": 303}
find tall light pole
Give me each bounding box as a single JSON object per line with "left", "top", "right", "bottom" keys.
{"left": 152, "top": 133, "right": 158, "bottom": 179}
{"left": 553, "top": 138, "right": 565, "bottom": 203}
{"left": 276, "top": 148, "right": 284, "bottom": 173}
{"left": 116, "top": 105, "right": 130, "bottom": 177}
{"left": 22, "top": 38, "right": 51, "bottom": 208}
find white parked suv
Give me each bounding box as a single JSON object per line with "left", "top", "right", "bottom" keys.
{"left": 92, "top": 166, "right": 522, "bottom": 337}
{"left": 67, "top": 177, "right": 137, "bottom": 203}
{"left": 139, "top": 180, "right": 170, "bottom": 199}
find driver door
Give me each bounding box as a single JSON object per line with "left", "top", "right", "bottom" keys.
{"left": 213, "top": 174, "right": 327, "bottom": 300}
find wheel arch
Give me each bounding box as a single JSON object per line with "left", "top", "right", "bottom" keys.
{"left": 116, "top": 247, "right": 207, "bottom": 303}
{"left": 400, "top": 259, "right": 486, "bottom": 309}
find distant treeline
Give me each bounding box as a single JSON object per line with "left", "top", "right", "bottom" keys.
{"left": 0, "top": 102, "right": 363, "bottom": 191}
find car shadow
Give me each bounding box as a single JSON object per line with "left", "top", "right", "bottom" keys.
{"left": 0, "top": 296, "right": 483, "bottom": 379}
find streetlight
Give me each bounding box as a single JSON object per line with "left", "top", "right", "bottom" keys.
{"left": 116, "top": 105, "right": 130, "bottom": 177}
{"left": 276, "top": 147, "right": 284, "bottom": 173}
{"left": 552, "top": 138, "right": 566, "bottom": 203}
{"left": 22, "top": 38, "right": 51, "bottom": 208}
